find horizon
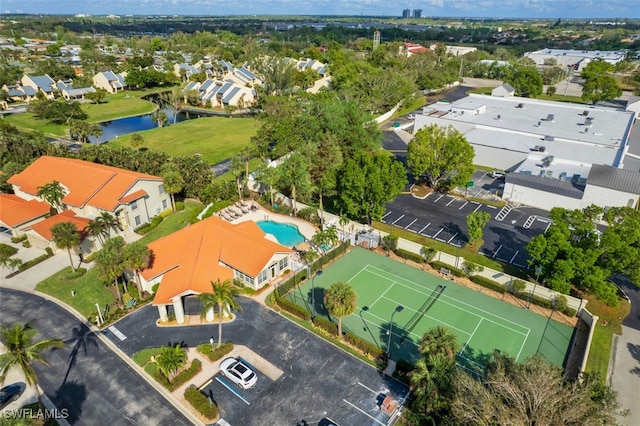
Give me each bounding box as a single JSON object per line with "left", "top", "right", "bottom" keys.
{"left": 2, "top": 0, "right": 639, "bottom": 20}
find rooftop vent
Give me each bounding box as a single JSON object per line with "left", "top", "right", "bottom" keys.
{"left": 546, "top": 114, "right": 555, "bottom": 121}
{"left": 585, "top": 117, "right": 593, "bottom": 125}
{"left": 544, "top": 135, "right": 555, "bottom": 142}
{"left": 583, "top": 110, "right": 589, "bottom": 116}
{"left": 516, "top": 103, "right": 523, "bottom": 108}
{"left": 496, "top": 114, "right": 501, "bottom": 119}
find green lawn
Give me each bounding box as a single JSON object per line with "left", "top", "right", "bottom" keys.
{"left": 36, "top": 200, "right": 203, "bottom": 318}
{"left": 585, "top": 324, "right": 613, "bottom": 378}
{"left": 4, "top": 113, "right": 67, "bottom": 136}
{"left": 83, "top": 91, "right": 157, "bottom": 123}
{"left": 106, "top": 116, "right": 259, "bottom": 164}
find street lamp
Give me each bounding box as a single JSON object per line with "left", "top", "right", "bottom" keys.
{"left": 387, "top": 305, "right": 404, "bottom": 360}
{"left": 310, "top": 269, "right": 323, "bottom": 319}
{"left": 210, "top": 337, "right": 214, "bottom": 351}
{"left": 527, "top": 267, "right": 543, "bottom": 309}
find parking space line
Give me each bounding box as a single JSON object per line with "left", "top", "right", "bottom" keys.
{"left": 358, "top": 382, "right": 381, "bottom": 395}
{"left": 545, "top": 222, "right": 552, "bottom": 232}
{"left": 486, "top": 205, "right": 497, "bottom": 210}
{"left": 342, "top": 399, "right": 385, "bottom": 426}
{"left": 215, "top": 376, "right": 250, "bottom": 405}
{"left": 404, "top": 219, "right": 417, "bottom": 229}
{"left": 459, "top": 201, "right": 468, "bottom": 210}
{"left": 434, "top": 194, "right": 444, "bottom": 202}
{"left": 391, "top": 214, "right": 405, "bottom": 225}
{"left": 432, "top": 228, "right": 444, "bottom": 239}
{"left": 447, "top": 233, "right": 458, "bottom": 244}
{"left": 509, "top": 250, "right": 519, "bottom": 264}
{"left": 446, "top": 197, "right": 455, "bottom": 206}
{"left": 381, "top": 211, "right": 392, "bottom": 220}
{"left": 473, "top": 204, "right": 482, "bottom": 212}
{"left": 418, "top": 223, "right": 430, "bottom": 234}
{"left": 492, "top": 245, "right": 503, "bottom": 259}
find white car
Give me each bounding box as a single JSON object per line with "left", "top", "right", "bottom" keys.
{"left": 407, "top": 114, "right": 415, "bottom": 120}
{"left": 219, "top": 357, "right": 257, "bottom": 389}
{"left": 489, "top": 171, "right": 506, "bottom": 180}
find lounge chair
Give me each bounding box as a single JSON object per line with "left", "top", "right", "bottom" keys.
{"left": 240, "top": 205, "right": 250, "bottom": 214}
{"left": 250, "top": 203, "right": 258, "bottom": 211}
{"left": 224, "top": 209, "right": 238, "bottom": 218}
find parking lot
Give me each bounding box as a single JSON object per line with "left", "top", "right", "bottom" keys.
{"left": 383, "top": 181, "right": 551, "bottom": 269}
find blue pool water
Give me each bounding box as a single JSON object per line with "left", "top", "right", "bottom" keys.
{"left": 256, "top": 221, "right": 305, "bottom": 247}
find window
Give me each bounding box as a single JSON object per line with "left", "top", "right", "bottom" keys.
{"left": 257, "top": 270, "right": 268, "bottom": 285}
{"left": 278, "top": 257, "right": 288, "bottom": 271}
{"left": 162, "top": 199, "right": 168, "bottom": 210}
{"left": 134, "top": 215, "right": 141, "bottom": 226}
{"left": 159, "top": 185, "right": 165, "bottom": 195}
{"left": 131, "top": 200, "right": 138, "bottom": 210}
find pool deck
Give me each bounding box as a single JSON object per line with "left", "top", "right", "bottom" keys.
{"left": 222, "top": 204, "right": 318, "bottom": 241}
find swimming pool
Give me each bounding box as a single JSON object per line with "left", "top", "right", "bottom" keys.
{"left": 256, "top": 221, "right": 305, "bottom": 247}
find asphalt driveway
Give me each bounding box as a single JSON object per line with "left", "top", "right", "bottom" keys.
{"left": 106, "top": 298, "right": 409, "bottom": 426}
{"left": 0, "top": 289, "right": 191, "bottom": 425}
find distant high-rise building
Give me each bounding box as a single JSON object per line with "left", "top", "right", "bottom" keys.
{"left": 373, "top": 30, "right": 381, "bottom": 50}
{"left": 402, "top": 9, "right": 411, "bottom": 19}
{"left": 413, "top": 9, "right": 422, "bottom": 19}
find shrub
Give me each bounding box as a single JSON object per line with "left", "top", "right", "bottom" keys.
{"left": 510, "top": 279, "right": 527, "bottom": 296}
{"left": 175, "top": 201, "right": 185, "bottom": 211}
{"left": 421, "top": 246, "right": 437, "bottom": 263}
{"left": 469, "top": 275, "right": 506, "bottom": 294}
{"left": 429, "top": 260, "right": 465, "bottom": 277}
{"left": 196, "top": 342, "right": 234, "bottom": 362}
{"left": 275, "top": 296, "right": 311, "bottom": 321}
{"left": 62, "top": 267, "right": 86, "bottom": 280}
{"left": 154, "top": 358, "right": 202, "bottom": 391}
{"left": 133, "top": 347, "right": 163, "bottom": 366}
{"left": 45, "top": 247, "right": 54, "bottom": 256}
{"left": 184, "top": 385, "right": 218, "bottom": 420}
{"left": 11, "top": 234, "right": 28, "bottom": 244}
{"left": 0, "top": 244, "right": 18, "bottom": 258}
{"left": 21, "top": 240, "right": 31, "bottom": 248}
{"left": 297, "top": 206, "right": 320, "bottom": 224}
{"left": 394, "top": 248, "right": 424, "bottom": 264}
{"left": 381, "top": 234, "right": 398, "bottom": 252}
{"left": 343, "top": 332, "right": 385, "bottom": 359}
{"left": 188, "top": 205, "right": 206, "bottom": 224}
{"left": 313, "top": 316, "right": 338, "bottom": 336}
{"left": 152, "top": 283, "right": 160, "bottom": 293}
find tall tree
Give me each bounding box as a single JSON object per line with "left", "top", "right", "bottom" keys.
{"left": 94, "top": 236, "right": 126, "bottom": 306}
{"left": 466, "top": 211, "right": 491, "bottom": 246}
{"left": 581, "top": 59, "right": 622, "bottom": 104}
{"left": 278, "top": 152, "right": 311, "bottom": 215}
{"left": 307, "top": 135, "right": 343, "bottom": 223}
{"left": 37, "top": 180, "right": 65, "bottom": 213}
{"left": 199, "top": 279, "right": 242, "bottom": 349}
{"left": 407, "top": 124, "right": 474, "bottom": 189}
{"left": 0, "top": 323, "right": 64, "bottom": 407}
{"left": 122, "top": 243, "right": 151, "bottom": 298}
{"left": 503, "top": 64, "right": 543, "bottom": 98}
{"left": 324, "top": 282, "right": 357, "bottom": 340}
{"left": 160, "top": 164, "right": 184, "bottom": 212}
{"left": 255, "top": 163, "right": 279, "bottom": 207}
{"left": 51, "top": 221, "right": 81, "bottom": 272}
{"left": 152, "top": 110, "right": 169, "bottom": 128}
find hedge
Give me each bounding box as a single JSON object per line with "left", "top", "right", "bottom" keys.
{"left": 11, "top": 234, "right": 28, "bottom": 244}
{"left": 196, "top": 342, "right": 234, "bottom": 362}
{"left": 394, "top": 248, "right": 424, "bottom": 264}
{"left": 6, "top": 250, "right": 55, "bottom": 278}
{"left": 175, "top": 201, "right": 185, "bottom": 211}
{"left": 184, "top": 385, "right": 218, "bottom": 420}
{"left": 429, "top": 260, "right": 465, "bottom": 277}
{"left": 275, "top": 296, "right": 311, "bottom": 321}
{"left": 469, "top": 275, "right": 507, "bottom": 294}
{"left": 313, "top": 316, "right": 338, "bottom": 336}
{"left": 135, "top": 214, "right": 165, "bottom": 235}
{"left": 343, "top": 331, "right": 385, "bottom": 360}
{"left": 154, "top": 358, "right": 202, "bottom": 392}
{"left": 0, "top": 243, "right": 18, "bottom": 258}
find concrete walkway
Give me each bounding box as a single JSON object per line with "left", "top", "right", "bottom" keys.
{"left": 610, "top": 326, "right": 640, "bottom": 425}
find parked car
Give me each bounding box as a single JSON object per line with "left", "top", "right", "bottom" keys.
{"left": 489, "top": 170, "right": 506, "bottom": 179}
{"left": 219, "top": 357, "right": 257, "bottom": 389}
{"left": 407, "top": 114, "right": 415, "bottom": 120}
{"left": 0, "top": 384, "right": 23, "bottom": 408}
{"left": 318, "top": 418, "right": 340, "bottom": 426}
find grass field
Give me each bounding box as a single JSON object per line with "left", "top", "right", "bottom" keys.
{"left": 105, "top": 116, "right": 259, "bottom": 164}
{"left": 291, "top": 247, "right": 574, "bottom": 368}
{"left": 82, "top": 91, "right": 157, "bottom": 122}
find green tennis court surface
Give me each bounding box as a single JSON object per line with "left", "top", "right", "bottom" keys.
{"left": 289, "top": 247, "right": 574, "bottom": 369}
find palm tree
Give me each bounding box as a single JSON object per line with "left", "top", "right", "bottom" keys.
{"left": 418, "top": 326, "right": 460, "bottom": 361}
{"left": 199, "top": 279, "right": 242, "bottom": 349}
{"left": 51, "top": 222, "right": 81, "bottom": 272}
{"left": 256, "top": 163, "right": 279, "bottom": 207}
{"left": 152, "top": 110, "right": 168, "bottom": 128}
{"left": 97, "top": 212, "right": 117, "bottom": 239}
{"left": 94, "top": 237, "right": 126, "bottom": 306}
{"left": 324, "top": 282, "right": 357, "bottom": 340}
{"left": 339, "top": 214, "right": 350, "bottom": 242}
{"left": 160, "top": 168, "right": 184, "bottom": 212}
{"left": 279, "top": 153, "right": 310, "bottom": 215}
{"left": 86, "top": 219, "right": 105, "bottom": 248}
{"left": 36, "top": 180, "right": 65, "bottom": 213}
{"left": 0, "top": 323, "right": 64, "bottom": 406}
{"left": 410, "top": 353, "right": 457, "bottom": 417}
{"left": 122, "top": 243, "right": 151, "bottom": 298}
{"left": 324, "top": 226, "right": 339, "bottom": 248}
{"left": 155, "top": 344, "right": 186, "bottom": 381}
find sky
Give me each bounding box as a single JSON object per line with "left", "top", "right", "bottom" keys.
{"left": 2, "top": 0, "right": 639, "bottom": 19}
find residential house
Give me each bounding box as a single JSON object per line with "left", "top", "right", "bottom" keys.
{"left": 1, "top": 84, "right": 38, "bottom": 102}
{"left": 184, "top": 79, "right": 257, "bottom": 109}
{"left": 173, "top": 63, "right": 200, "bottom": 80}
{"left": 7, "top": 156, "right": 170, "bottom": 238}
{"left": 55, "top": 80, "right": 96, "bottom": 100}
{"left": 0, "top": 194, "right": 50, "bottom": 237}
{"left": 93, "top": 71, "right": 128, "bottom": 93}
{"left": 27, "top": 210, "right": 93, "bottom": 255}
{"left": 21, "top": 74, "right": 56, "bottom": 99}
{"left": 141, "top": 216, "right": 293, "bottom": 324}
{"left": 399, "top": 42, "right": 428, "bottom": 57}
{"left": 491, "top": 83, "right": 515, "bottom": 98}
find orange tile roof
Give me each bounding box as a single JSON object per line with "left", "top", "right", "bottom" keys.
{"left": 29, "top": 210, "right": 90, "bottom": 241}
{"left": 144, "top": 216, "right": 292, "bottom": 305}
{"left": 0, "top": 194, "right": 50, "bottom": 227}
{"left": 117, "top": 189, "right": 147, "bottom": 203}
{"left": 7, "top": 156, "right": 161, "bottom": 211}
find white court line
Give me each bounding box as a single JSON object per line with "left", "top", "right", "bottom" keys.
{"left": 434, "top": 194, "right": 444, "bottom": 202}
{"left": 515, "top": 329, "right": 530, "bottom": 362}
{"left": 343, "top": 399, "right": 385, "bottom": 426}
{"left": 368, "top": 282, "right": 395, "bottom": 310}
{"left": 418, "top": 223, "right": 430, "bottom": 234}
{"left": 391, "top": 214, "right": 405, "bottom": 225}
{"left": 492, "top": 245, "right": 502, "bottom": 259}
{"left": 360, "top": 309, "right": 421, "bottom": 346}
{"left": 446, "top": 197, "right": 455, "bottom": 206}
{"left": 447, "top": 233, "right": 458, "bottom": 244}
{"left": 381, "top": 211, "right": 392, "bottom": 220}
{"left": 459, "top": 201, "right": 468, "bottom": 210}
{"left": 432, "top": 228, "right": 444, "bottom": 239}
{"left": 473, "top": 203, "right": 482, "bottom": 212}
{"left": 460, "top": 318, "right": 483, "bottom": 355}
{"left": 404, "top": 219, "right": 417, "bottom": 229}
{"left": 363, "top": 265, "right": 530, "bottom": 335}
{"left": 347, "top": 265, "right": 370, "bottom": 284}
{"left": 509, "top": 250, "right": 519, "bottom": 264}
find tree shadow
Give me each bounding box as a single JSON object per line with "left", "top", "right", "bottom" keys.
{"left": 62, "top": 325, "right": 99, "bottom": 385}
{"left": 627, "top": 342, "right": 640, "bottom": 364}
{"left": 53, "top": 380, "right": 85, "bottom": 424}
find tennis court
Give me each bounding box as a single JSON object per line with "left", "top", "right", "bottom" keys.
{"left": 289, "top": 247, "right": 574, "bottom": 369}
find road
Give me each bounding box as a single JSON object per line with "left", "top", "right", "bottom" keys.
{"left": 0, "top": 289, "right": 191, "bottom": 426}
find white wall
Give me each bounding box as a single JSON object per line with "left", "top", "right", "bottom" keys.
{"left": 583, "top": 184, "right": 639, "bottom": 209}
{"left": 502, "top": 182, "right": 585, "bottom": 210}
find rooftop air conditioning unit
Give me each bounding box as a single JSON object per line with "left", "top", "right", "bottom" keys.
{"left": 544, "top": 135, "right": 555, "bottom": 142}
{"left": 585, "top": 117, "right": 593, "bottom": 125}
{"left": 583, "top": 110, "right": 589, "bottom": 116}
{"left": 516, "top": 103, "right": 523, "bottom": 108}
{"left": 497, "top": 114, "right": 501, "bottom": 119}
{"left": 546, "top": 114, "right": 555, "bottom": 121}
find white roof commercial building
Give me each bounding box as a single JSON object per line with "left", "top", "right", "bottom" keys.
{"left": 413, "top": 94, "right": 640, "bottom": 211}
{"left": 524, "top": 48, "right": 627, "bottom": 70}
